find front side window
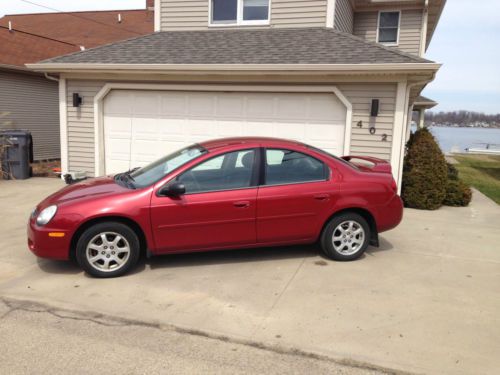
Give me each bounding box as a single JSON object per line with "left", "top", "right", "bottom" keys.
{"left": 211, "top": 0, "right": 270, "bottom": 25}
{"left": 378, "top": 11, "right": 400, "bottom": 44}
{"left": 177, "top": 149, "right": 256, "bottom": 194}
{"left": 264, "top": 149, "right": 328, "bottom": 186}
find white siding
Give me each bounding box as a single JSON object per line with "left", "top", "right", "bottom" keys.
{"left": 66, "top": 80, "right": 104, "bottom": 176}
{"left": 334, "top": 0, "right": 354, "bottom": 33}
{"left": 160, "top": 0, "right": 328, "bottom": 30}
{"left": 353, "top": 9, "right": 423, "bottom": 56}
{"left": 339, "top": 83, "right": 397, "bottom": 161}
{"left": 0, "top": 70, "right": 60, "bottom": 160}
{"left": 64, "top": 80, "right": 397, "bottom": 176}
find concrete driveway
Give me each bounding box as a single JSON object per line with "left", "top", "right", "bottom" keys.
{"left": 0, "top": 178, "right": 499, "bottom": 374}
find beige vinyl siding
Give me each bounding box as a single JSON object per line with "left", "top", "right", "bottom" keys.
{"left": 64, "top": 80, "right": 396, "bottom": 176}
{"left": 66, "top": 80, "right": 105, "bottom": 176}
{"left": 339, "top": 83, "right": 397, "bottom": 160}
{"left": 353, "top": 9, "right": 423, "bottom": 56}
{"left": 0, "top": 70, "right": 59, "bottom": 160}
{"left": 334, "top": 0, "right": 354, "bottom": 33}
{"left": 160, "top": 0, "right": 328, "bottom": 30}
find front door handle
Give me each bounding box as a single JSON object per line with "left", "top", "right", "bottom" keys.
{"left": 313, "top": 194, "right": 330, "bottom": 201}
{"left": 233, "top": 201, "right": 250, "bottom": 208}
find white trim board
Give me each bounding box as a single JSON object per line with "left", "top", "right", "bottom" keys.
{"left": 154, "top": 0, "right": 161, "bottom": 32}
{"left": 92, "top": 83, "right": 353, "bottom": 177}
{"left": 59, "top": 78, "right": 68, "bottom": 176}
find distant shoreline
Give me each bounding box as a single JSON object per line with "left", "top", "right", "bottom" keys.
{"left": 428, "top": 125, "right": 500, "bottom": 129}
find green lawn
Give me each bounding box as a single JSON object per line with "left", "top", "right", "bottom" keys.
{"left": 453, "top": 154, "right": 500, "bottom": 204}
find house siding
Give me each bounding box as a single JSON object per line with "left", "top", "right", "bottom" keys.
{"left": 160, "top": 0, "right": 328, "bottom": 30}
{"left": 66, "top": 80, "right": 104, "bottom": 176}
{"left": 0, "top": 70, "right": 60, "bottom": 160}
{"left": 334, "top": 0, "right": 354, "bottom": 33}
{"left": 64, "top": 79, "right": 396, "bottom": 176}
{"left": 353, "top": 9, "right": 423, "bottom": 56}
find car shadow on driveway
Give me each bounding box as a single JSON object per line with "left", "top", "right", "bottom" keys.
{"left": 36, "top": 258, "right": 81, "bottom": 275}
{"left": 145, "top": 245, "right": 319, "bottom": 271}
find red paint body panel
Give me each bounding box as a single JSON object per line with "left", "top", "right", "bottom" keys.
{"left": 28, "top": 137, "right": 403, "bottom": 261}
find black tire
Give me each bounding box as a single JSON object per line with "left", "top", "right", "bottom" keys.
{"left": 320, "top": 213, "right": 370, "bottom": 261}
{"left": 75, "top": 222, "right": 140, "bottom": 278}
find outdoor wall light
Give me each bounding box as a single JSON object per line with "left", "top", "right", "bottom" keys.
{"left": 370, "top": 99, "right": 380, "bottom": 117}
{"left": 72, "top": 93, "right": 82, "bottom": 107}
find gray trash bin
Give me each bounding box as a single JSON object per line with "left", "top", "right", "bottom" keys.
{"left": 1, "top": 130, "right": 33, "bottom": 180}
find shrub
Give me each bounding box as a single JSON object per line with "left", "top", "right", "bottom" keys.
{"left": 443, "top": 179, "right": 472, "bottom": 207}
{"left": 401, "top": 128, "right": 448, "bottom": 210}
{"left": 446, "top": 162, "right": 459, "bottom": 181}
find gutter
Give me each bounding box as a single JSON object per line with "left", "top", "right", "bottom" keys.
{"left": 26, "top": 62, "right": 442, "bottom": 74}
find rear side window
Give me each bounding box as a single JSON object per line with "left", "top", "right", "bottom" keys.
{"left": 264, "top": 149, "right": 328, "bottom": 186}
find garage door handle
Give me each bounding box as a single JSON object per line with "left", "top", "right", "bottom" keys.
{"left": 314, "top": 194, "right": 330, "bottom": 201}
{"left": 233, "top": 201, "right": 250, "bottom": 208}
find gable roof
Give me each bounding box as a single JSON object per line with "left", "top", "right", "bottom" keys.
{"left": 0, "top": 9, "right": 153, "bottom": 68}
{"left": 36, "top": 27, "right": 435, "bottom": 67}
{"left": 0, "top": 26, "right": 79, "bottom": 67}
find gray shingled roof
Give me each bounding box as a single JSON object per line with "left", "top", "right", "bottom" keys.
{"left": 39, "top": 28, "right": 433, "bottom": 65}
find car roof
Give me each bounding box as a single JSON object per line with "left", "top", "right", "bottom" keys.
{"left": 199, "top": 137, "right": 305, "bottom": 150}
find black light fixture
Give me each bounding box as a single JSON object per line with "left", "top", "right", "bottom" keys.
{"left": 72, "top": 93, "right": 82, "bottom": 107}
{"left": 370, "top": 99, "right": 379, "bottom": 117}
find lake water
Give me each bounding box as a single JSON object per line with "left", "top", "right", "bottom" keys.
{"left": 414, "top": 127, "right": 500, "bottom": 154}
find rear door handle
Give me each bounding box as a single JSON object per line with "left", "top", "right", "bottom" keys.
{"left": 313, "top": 194, "right": 330, "bottom": 201}
{"left": 233, "top": 201, "right": 250, "bottom": 208}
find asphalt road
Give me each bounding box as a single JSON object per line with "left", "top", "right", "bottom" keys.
{"left": 0, "top": 297, "right": 384, "bottom": 375}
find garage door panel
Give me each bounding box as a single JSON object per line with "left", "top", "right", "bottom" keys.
{"left": 103, "top": 90, "right": 347, "bottom": 175}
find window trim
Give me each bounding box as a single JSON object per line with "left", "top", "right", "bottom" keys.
{"left": 376, "top": 10, "right": 401, "bottom": 46}
{"left": 208, "top": 0, "right": 271, "bottom": 27}
{"left": 170, "top": 148, "right": 260, "bottom": 195}
{"left": 261, "top": 148, "right": 330, "bottom": 188}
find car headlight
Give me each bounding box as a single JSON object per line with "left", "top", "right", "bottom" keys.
{"left": 36, "top": 205, "right": 57, "bottom": 226}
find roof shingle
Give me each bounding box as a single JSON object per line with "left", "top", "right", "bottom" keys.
{"left": 40, "top": 28, "right": 434, "bottom": 66}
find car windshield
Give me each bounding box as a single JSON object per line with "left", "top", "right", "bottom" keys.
{"left": 128, "top": 144, "right": 207, "bottom": 188}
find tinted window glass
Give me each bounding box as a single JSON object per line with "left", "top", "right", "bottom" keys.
{"left": 243, "top": 0, "right": 269, "bottom": 21}
{"left": 212, "top": 0, "right": 237, "bottom": 23}
{"left": 378, "top": 11, "right": 400, "bottom": 43}
{"left": 264, "top": 149, "right": 327, "bottom": 185}
{"left": 177, "top": 150, "right": 255, "bottom": 193}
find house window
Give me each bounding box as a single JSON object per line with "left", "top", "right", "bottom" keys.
{"left": 378, "top": 11, "right": 400, "bottom": 44}
{"left": 211, "top": 0, "right": 270, "bottom": 25}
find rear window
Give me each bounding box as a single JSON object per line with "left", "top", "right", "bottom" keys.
{"left": 306, "top": 146, "right": 360, "bottom": 171}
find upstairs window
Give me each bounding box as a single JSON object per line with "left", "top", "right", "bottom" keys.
{"left": 211, "top": 0, "right": 270, "bottom": 26}
{"left": 377, "top": 11, "right": 400, "bottom": 45}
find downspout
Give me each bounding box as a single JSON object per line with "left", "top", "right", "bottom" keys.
{"left": 44, "top": 73, "right": 59, "bottom": 82}
{"left": 419, "top": 0, "right": 429, "bottom": 57}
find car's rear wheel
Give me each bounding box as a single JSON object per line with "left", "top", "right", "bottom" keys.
{"left": 76, "top": 222, "right": 140, "bottom": 278}
{"left": 320, "top": 213, "right": 370, "bottom": 261}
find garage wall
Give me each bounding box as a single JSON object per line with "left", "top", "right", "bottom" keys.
{"left": 64, "top": 80, "right": 396, "bottom": 177}
{"left": 0, "top": 70, "right": 60, "bottom": 160}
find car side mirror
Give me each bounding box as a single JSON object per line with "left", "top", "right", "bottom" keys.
{"left": 159, "top": 182, "right": 186, "bottom": 197}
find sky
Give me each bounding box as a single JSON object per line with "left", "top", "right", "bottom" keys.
{"left": 1, "top": 0, "right": 499, "bottom": 114}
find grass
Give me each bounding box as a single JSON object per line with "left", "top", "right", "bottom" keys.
{"left": 453, "top": 154, "right": 500, "bottom": 204}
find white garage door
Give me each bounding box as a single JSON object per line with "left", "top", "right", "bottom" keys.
{"left": 103, "top": 90, "right": 347, "bottom": 174}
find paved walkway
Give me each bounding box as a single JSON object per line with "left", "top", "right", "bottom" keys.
{"left": 0, "top": 178, "right": 498, "bottom": 374}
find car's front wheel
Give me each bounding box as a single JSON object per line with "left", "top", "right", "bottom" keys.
{"left": 76, "top": 222, "right": 140, "bottom": 278}
{"left": 320, "top": 213, "right": 370, "bottom": 261}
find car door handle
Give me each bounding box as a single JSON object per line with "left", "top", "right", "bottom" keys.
{"left": 233, "top": 201, "right": 250, "bottom": 208}
{"left": 313, "top": 194, "right": 330, "bottom": 201}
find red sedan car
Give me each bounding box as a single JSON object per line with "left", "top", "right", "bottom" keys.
{"left": 28, "top": 137, "right": 403, "bottom": 278}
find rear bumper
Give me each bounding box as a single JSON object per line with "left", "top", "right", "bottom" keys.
{"left": 27, "top": 219, "right": 71, "bottom": 260}
{"left": 376, "top": 195, "right": 404, "bottom": 233}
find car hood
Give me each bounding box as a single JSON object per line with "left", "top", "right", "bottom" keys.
{"left": 38, "top": 176, "right": 127, "bottom": 208}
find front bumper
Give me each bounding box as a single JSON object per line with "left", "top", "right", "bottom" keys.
{"left": 27, "top": 218, "right": 71, "bottom": 260}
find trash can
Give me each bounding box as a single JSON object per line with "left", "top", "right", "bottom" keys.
{"left": 0, "top": 130, "right": 33, "bottom": 180}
